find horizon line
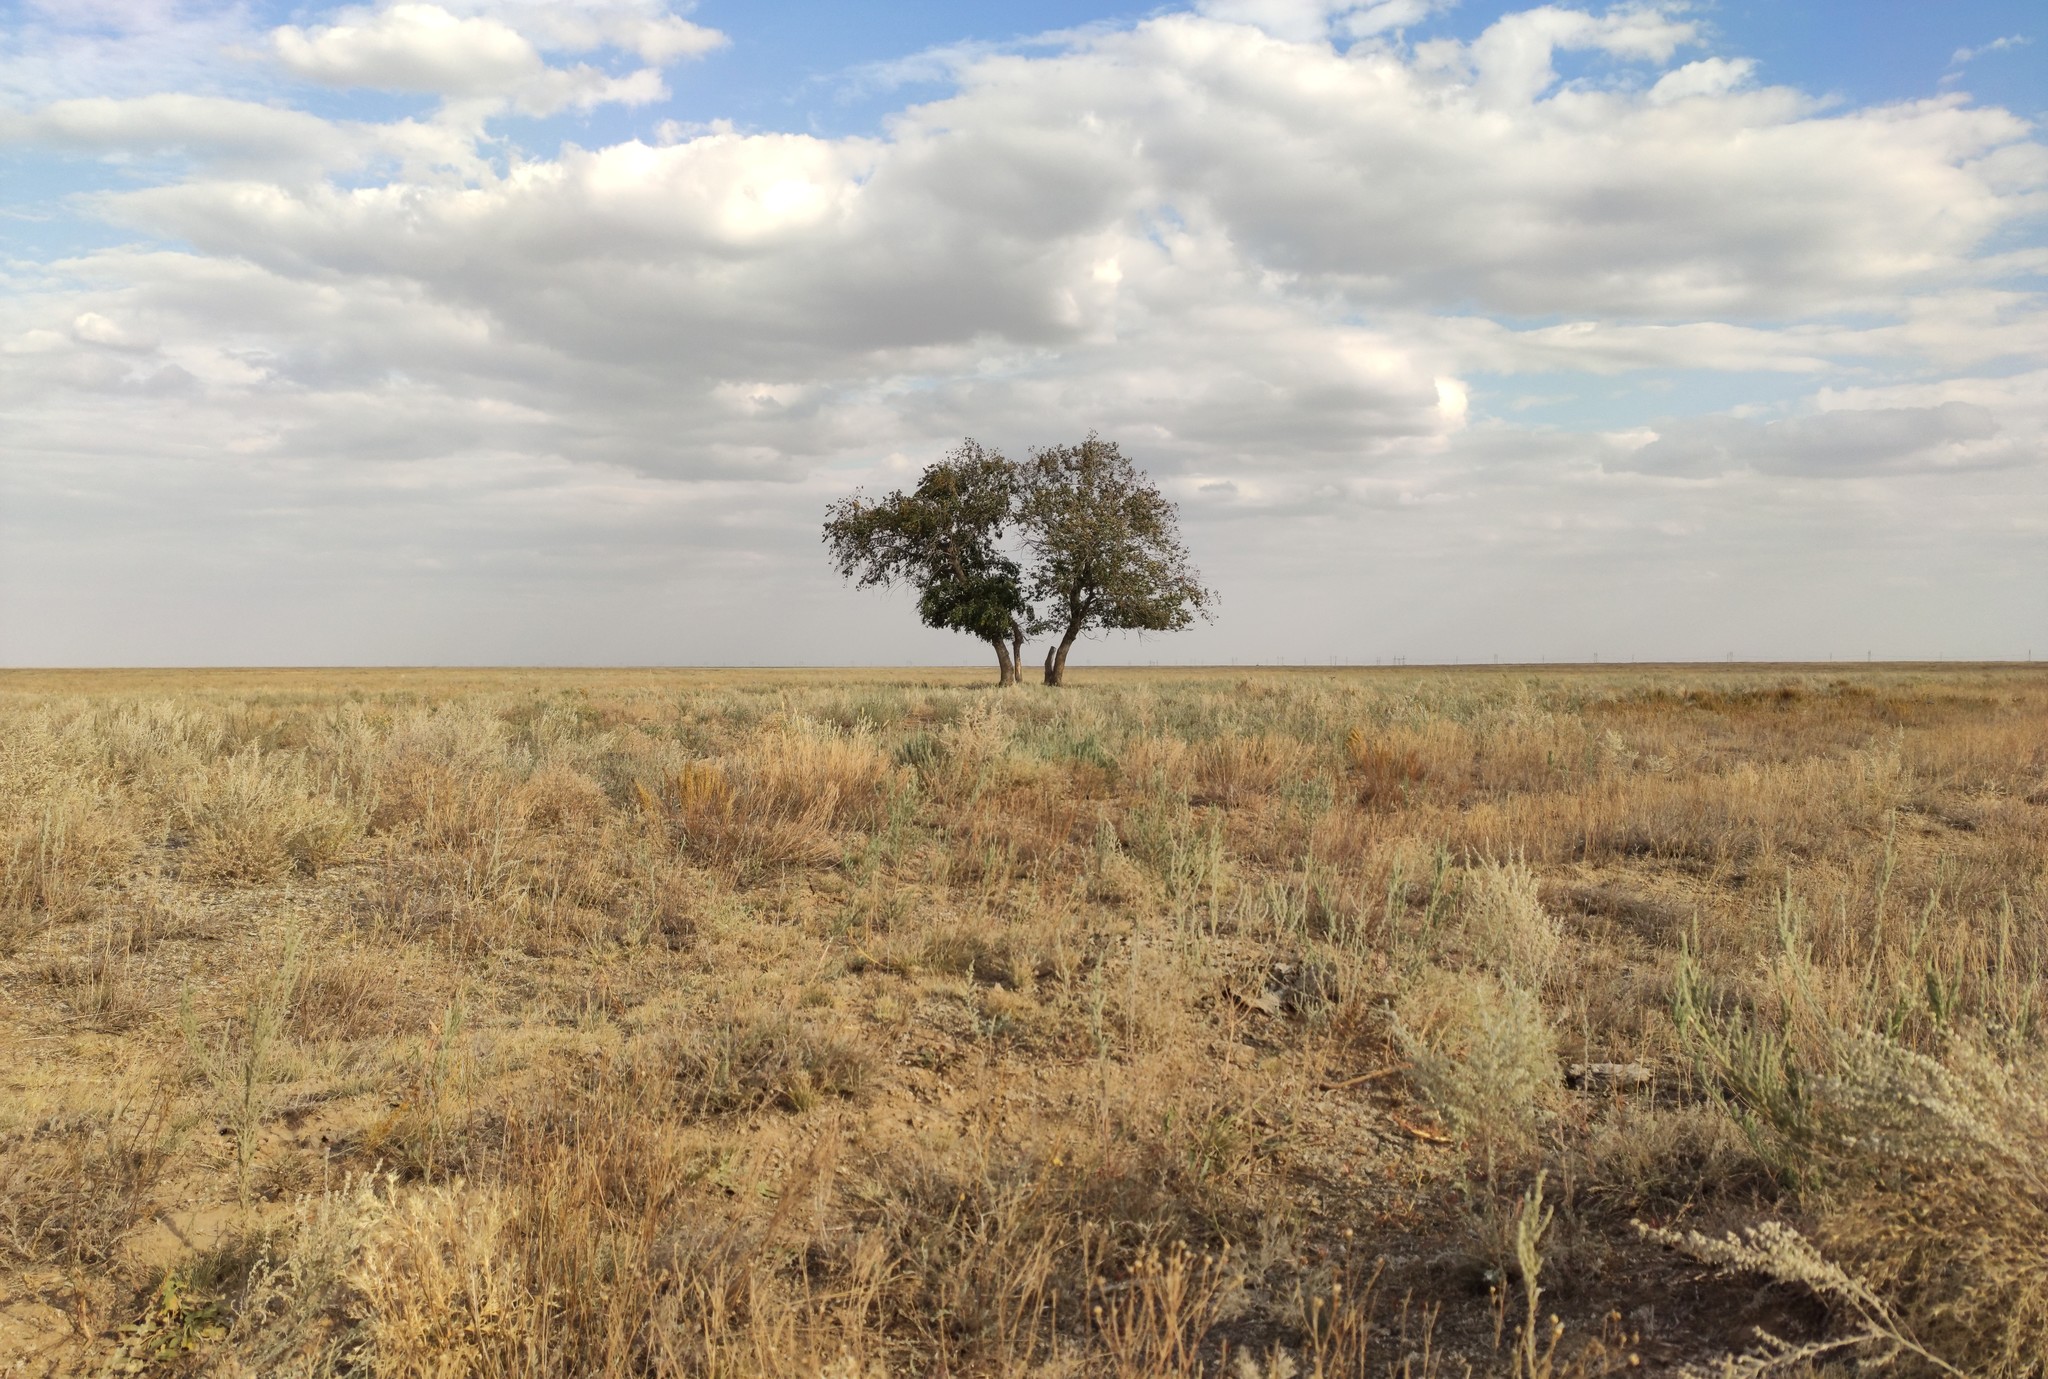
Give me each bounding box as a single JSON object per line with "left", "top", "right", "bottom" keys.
{"left": 1, "top": 659, "right": 2040, "bottom": 674}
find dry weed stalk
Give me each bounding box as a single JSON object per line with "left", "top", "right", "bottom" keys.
{"left": 184, "top": 927, "right": 306, "bottom": 1206}
{"left": 1643, "top": 1220, "right": 1966, "bottom": 1378}
{"left": 1090, "top": 1239, "right": 1238, "bottom": 1379}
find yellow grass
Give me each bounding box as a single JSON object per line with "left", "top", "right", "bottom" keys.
{"left": 0, "top": 664, "right": 2043, "bottom": 1377}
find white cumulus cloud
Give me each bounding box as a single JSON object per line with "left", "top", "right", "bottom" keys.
{"left": 274, "top": 4, "right": 546, "bottom": 95}
{"left": 270, "top": 0, "right": 722, "bottom": 113}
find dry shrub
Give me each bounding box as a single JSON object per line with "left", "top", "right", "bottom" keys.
{"left": 1394, "top": 968, "right": 1560, "bottom": 1164}
{"left": 518, "top": 760, "right": 612, "bottom": 831}
{"left": 1460, "top": 855, "right": 1562, "bottom": 991}
{"left": 638, "top": 759, "right": 735, "bottom": 835}
{"left": 658, "top": 1010, "right": 871, "bottom": 1116}
{"left": 349, "top": 1180, "right": 532, "bottom": 1376}
{"left": 894, "top": 697, "right": 1019, "bottom": 803}
{"left": 1090, "top": 814, "right": 1151, "bottom": 905}
{"left": 0, "top": 1098, "right": 173, "bottom": 1268}
{"left": 379, "top": 702, "right": 514, "bottom": 777}
{"left": 1678, "top": 964, "right": 2048, "bottom": 1374}
{"left": 921, "top": 921, "right": 1024, "bottom": 988}
{"left": 180, "top": 750, "right": 362, "bottom": 883}
{"left": 734, "top": 718, "right": 892, "bottom": 828}
{"left": 955, "top": 780, "right": 1085, "bottom": 873}
{"left": 1345, "top": 725, "right": 1430, "bottom": 808}
{"left": 1120, "top": 734, "right": 1193, "bottom": 794}
{"left": 291, "top": 948, "right": 399, "bottom": 1042}
{"left": 206, "top": 1175, "right": 544, "bottom": 1377}
{"left": 351, "top": 1106, "right": 850, "bottom": 1378}
{"left": 1443, "top": 738, "right": 1924, "bottom": 870}
{"left": 0, "top": 709, "right": 136, "bottom": 935}
{"left": 40, "top": 930, "right": 153, "bottom": 1031}
{"left": 203, "top": 1185, "right": 376, "bottom": 1376}
{"left": 672, "top": 752, "right": 731, "bottom": 809}
{"left": 844, "top": 1122, "right": 1242, "bottom": 1373}
{"left": 104, "top": 885, "right": 207, "bottom": 952}
{"left": 1648, "top": 1219, "right": 1964, "bottom": 1379}
{"left": 352, "top": 997, "right": 477, "bottom": 1185}
{"left": 368, "top": 754, "right": 511, "bottom": 847}
{"left": 363, "top": 845, "right": 512, "bottom": 954}
{"left": 1, "top": 799, "right": 132, "bottom": 938}
{"left": 1573, "top": 1100, "right": 1763, "bottom": 1215}
{"left": 735, "top": 812, "right": 845, "bottom": 871}
{"left": 642, "top": 721, "right": 891, "bottom": 870}
{"left": 1191, "top": 734, "right": 1317, "bottom": 807}
{"left": 846, "top": 1144, "right": 1069, "bottom": 1367}
{"left": 522, "top": 828, "right": 635, "bottom": 925}
{"left": 1467, "top": 717, "right": 1571, "bottom": 797}
{"left": 1802, "top": 1036, "right": 2048, "bottom": 1377}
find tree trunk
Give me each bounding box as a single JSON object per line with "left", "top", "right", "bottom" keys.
{"left": 1052, "top": 629, "right": 1079, "bottom": 685}
{"left": 1010, "top": 623, "right": 1026, "bottom": 684}
{"left": 1044, "top": 624, "right": 1081, "bottom": 686}
{"left": 991, "top": 637, "right": 1017, "bottom": 686}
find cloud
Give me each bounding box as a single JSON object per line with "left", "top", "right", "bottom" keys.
{"left": 1, "top": 3, "right": 2045, "bottom": 662}
{"left": 1195, "top": 0, "right": 1455, "bottom": 44}
{"left": 0, "top": 1, "right": 260, "bottom": 106}
{"left": 274, "top": 5, "right": 546, "bottom": 96}
{"left": 1416, "top": 3, "right": 1700, "bottom": 105}
{"left": 269, "top": 1, "right": 722, "bottom": 112}
{"left": 475, "top": 0, "right": 725, "bottom": 62}
{"left": 1950, "top": 34, "right": 2029, "bottom": 67}
{"left": 1196, "top": 0, "right": 1366, "bottom": 43}
{"left": 6, "top": 94, "right": 352, "bottom": 167}
{"left": 91, "top": 9, "right": 2041, "bottom": 339}
{"left": 1648, "top": 56, "right": 1754, "bottom": 103}
{"left": 1623, "top": 401, "right": 2006, "bottom": 477}
{"left": 834, "top": 40, "right": 1004, "bottom": 99}
{"left": 70, "top": 310, "right": 155, "bottom": 350}
{"left": 1340, "top": 1, "right": 1456, "bottom": 39}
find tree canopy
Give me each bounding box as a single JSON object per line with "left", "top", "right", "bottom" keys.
{"left": 822, "top": 441, "right": 1032, "bottom": 684}
{"left": 1020, "top": 433, "right": 1213, "bottom": 685}
{"left": 823, "top": 435, "right": 1211, "bottom": 685}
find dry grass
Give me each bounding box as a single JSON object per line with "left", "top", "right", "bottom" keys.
{"left": 0, "top": 663, "right": 2042, "bottom": 1377}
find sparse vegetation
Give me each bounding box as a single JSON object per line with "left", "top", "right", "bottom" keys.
{"left": 0, "top": 663, "right": 2043, "bottom": 1376}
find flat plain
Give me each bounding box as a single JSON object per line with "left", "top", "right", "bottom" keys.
{"left": 2, "top": 665, "right": 2045, "bottom": 1377}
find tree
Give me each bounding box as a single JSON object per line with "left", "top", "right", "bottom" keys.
{"left": 822, "top": 441, "right": 1033, "bottom": 684}
{"left": 1020, "top": 433, "right": 1213, "bottom": 685}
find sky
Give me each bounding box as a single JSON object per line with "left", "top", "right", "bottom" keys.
{"left": 1, "top": 0, "right": 2044, "bottom": 667}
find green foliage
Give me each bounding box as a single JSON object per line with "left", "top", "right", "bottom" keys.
{"left": 917, "top": 562, "right": 1029, "bottom": 647}
{"left": 822, "top": 440, "right": 1031, "bottom": 676}
{"left": 1020, "top": 433, "right": 1214, "bottom": 682}
{"left": 106, "top": 1267, "right": 232, "bottom": 1374}
{"left": 1670, "top": 934, "right": 1815, "bottom": 1183}
{"left": 823, "top": 433, "right": 1213, "bottom": 683}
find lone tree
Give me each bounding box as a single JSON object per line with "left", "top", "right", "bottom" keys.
{"left": 823, "top": 434, "right": 1211, "bottom": 685}
{"left": 822, "top": 441, "right": 1032, "bottom": 684}
{"left": 1021, "top": 433, "right": 1213, "bottom": 685}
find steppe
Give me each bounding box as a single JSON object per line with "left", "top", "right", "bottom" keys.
{"left": 2, "top": 664, "right": 2044, "bottom": 1377}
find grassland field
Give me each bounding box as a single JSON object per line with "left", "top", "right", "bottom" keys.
{"left": 2, "top": 664, "right": 2045, "bottom": 1378}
